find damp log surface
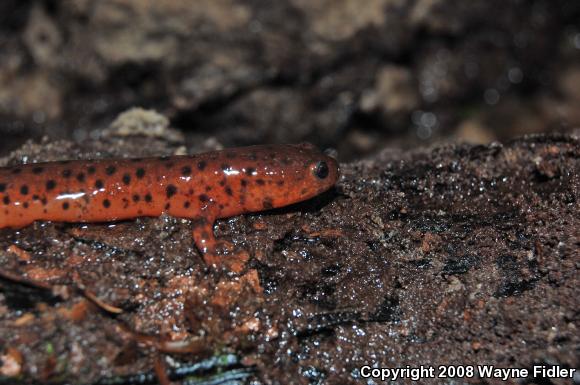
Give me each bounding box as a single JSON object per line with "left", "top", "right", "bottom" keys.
{"left": 0, "top": 134, "right": 577, "bottom": 384}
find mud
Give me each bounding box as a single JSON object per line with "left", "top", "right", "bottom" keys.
{"left": 0, "top": 130, "right": 577, "bottom": 384}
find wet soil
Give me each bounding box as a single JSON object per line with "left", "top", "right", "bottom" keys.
{"left": 0, "top": 130, "right": 577, "bottom": 384}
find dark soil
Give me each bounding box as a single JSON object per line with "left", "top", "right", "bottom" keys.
{"left": 0, "top": 1, "right": 579, "bottom": 159}
{"left": 0, "top": 130, "right": 577, "bottom": 384}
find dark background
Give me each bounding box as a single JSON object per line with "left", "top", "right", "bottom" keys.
{"left": 0, "top": 0, "right": 579, "bottom": 160}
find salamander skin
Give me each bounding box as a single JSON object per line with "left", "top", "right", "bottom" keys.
{"left": 0, "top": 144, "right": 339, "bottom": 266}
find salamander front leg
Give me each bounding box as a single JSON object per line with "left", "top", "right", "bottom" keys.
{"left": 191, "top": 217, "right": 219, "bottom": 265}
{"left": 191, "top": 217, "right": 249, "bottom": 272}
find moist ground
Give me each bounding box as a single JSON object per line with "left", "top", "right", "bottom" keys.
{"left": 0, "top": 132, "right": 577, "bottom": 384}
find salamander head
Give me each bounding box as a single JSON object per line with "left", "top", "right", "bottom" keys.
{"left": 219, "top": 144, "right": 339, "bottom": 214}
{"left": 281, "top": 143, "right": 340, "bottom": 201}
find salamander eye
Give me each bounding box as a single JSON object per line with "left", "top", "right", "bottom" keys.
{"left": 313, "top": 161, "right": 329, "bottom": 180}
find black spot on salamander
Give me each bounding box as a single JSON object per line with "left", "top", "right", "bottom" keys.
{"left": 166, "top": 184, "right": 177, "bottom": 198}
{"left": 181, "top": 166, "right": 192, "bottom": 176}
{"left": 105, "top": 165, "right": 116, "bottom": 175}
{"left": 136, "top": 168, "right": 145, "bottom": 179}
{"left": 199, "top": 194, "right": 209, "bottom": 203}
{"left": 205, "top": 186, "right": 212, "bottom": 192}
{"left": 201, "top": 231, "right": 210, "bottom": 240}
{"left": 32, "top": 167, "right": 44, "bottom": 174}
{"left": 300, "top": 188, "right": 308, "bottom": 195}
{"left": 32, "top": 194, "right": 39, "bottom": 201}
{"left": 103, "top": 199, "right": 111, "bottom": 208}
{"left": 23, "top": 202, "right": 28, "bottom": 209}
{"left": 0, "top": 183, "right": 5, "bottom": 192}
{"left": 197, "top": 161, "right": 207, "bottom": 171}
{"left": 11, "top": 168, "right": 21, "bottom": 174}
{"left": 256, "top": 179, "right": 265, "bottom": 186}
{"left": 240, "top": 179, "right": 248, "bottom": 187}
{"left": 95, "top": 179, "right": 104, "bottom": 189}
{"left": 144, "top": 193, "right": 152, "bottom": 203}
{"left": 225, "top": 186, "right": 233, "bottom": 196}
{"left": 41, "top": 197, "right": 47, "bottom": 205}
{"left": 262, "top": 197, "right": 274, "bottom": 210}
{"left": 245, "top": 167, "right": 256, "bottom": 176}
{"left": 76, "top": 173, "right": 86, "bottom": 182}
{"left": 20, "top": 185, "right": 28, "bottom": 195}
{"left": 122, "top": 198, "right": 129, "bottom": 209}
{"left": 122, "top": 173, "right": 131, "bottom": 185}
{"left": 132, "top": 194, "right": 140, "bottom": 202}
{"left": 277, "top": 180, "right": 284, "bottom": 186}
{"left": 62, "top": 169, "right": 72, "bottom": 178}
{"left": 3, "top": 196, "right": 10, "bottom": 204}
{"left": 87, "top": 166, "right": 96, "bottom": 175}
{"left": 62, "top": 202, "right": 69, "bottom": 210}
{"left": 188, "top": 188, "right": 194, "bottom": 195}
{"left": 164, "top": 203, "right": 171, "bottom": 210}
{"left": 221, "top": 164, "right": 230, "bottom": 171}
{"left": 184, "top": 201, "right": 190, "bottom": 209}
{"left": 219, "top": 179, "right": 226, "bottom": 186}
{"left": 46, "top": 180, "right": 56, "bottom": 191}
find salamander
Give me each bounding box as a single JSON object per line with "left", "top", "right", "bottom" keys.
{"left": 0, "top": 143, "right": 339, "bottom": 267}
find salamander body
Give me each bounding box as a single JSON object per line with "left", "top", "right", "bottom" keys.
{"left": 0, "top": 144, "right": 339, "bottom": 266}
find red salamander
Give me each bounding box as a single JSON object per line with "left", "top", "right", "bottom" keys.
{"left": 0, "top": 144, "right": 339, "bottom": 266}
